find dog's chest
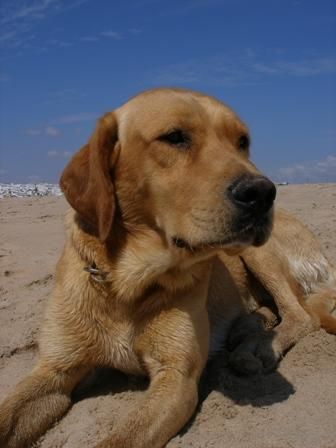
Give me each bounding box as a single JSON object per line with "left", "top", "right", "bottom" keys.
{"left": 96, "top": 318, "right": 143, "bottom": 374}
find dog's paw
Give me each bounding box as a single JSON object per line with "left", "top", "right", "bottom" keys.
{"left": 228, "top": 334, "right": 279, "bottom": 375}
{"left": 227, "top": 308, "right": 278, "bottom": 352}
{"left": 228, "top": 347, "right": 263, "bottom": 375}
{"left": 227, "top": 313, "right": 264, "bottom": 352}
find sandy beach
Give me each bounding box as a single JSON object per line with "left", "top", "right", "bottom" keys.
{"left": 1, "top": 183, "right": 336, "bottom": 448}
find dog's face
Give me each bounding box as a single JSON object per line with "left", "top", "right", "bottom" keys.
{"left": 60, "top": 88, "right": 276, "bottom": 252}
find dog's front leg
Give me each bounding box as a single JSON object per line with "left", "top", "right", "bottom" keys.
{"left": 96, "top": 287, "right": 209, "bottom": 448}
{"left": 0, "top": 361, "right": 88, "bottom": 448}
{"left": 96, "top": 367, "right": 199, "bottom": 448}
{"left": 244, "top": 251, "right": 317, "bottom": 353}
{"left": 228, "top": 248, "right": 317, "bottom": 374}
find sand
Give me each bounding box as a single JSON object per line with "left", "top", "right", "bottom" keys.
{"left": 1, "top": 184, "right": 336, "bottom": 448}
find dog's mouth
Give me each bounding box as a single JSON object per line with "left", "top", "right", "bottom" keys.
{"left": 172, "top": 212, "right": 273, "bottom": 252}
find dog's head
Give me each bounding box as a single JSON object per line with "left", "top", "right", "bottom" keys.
{"left": 60, "top": 88, "right": 276, "bottom": 252}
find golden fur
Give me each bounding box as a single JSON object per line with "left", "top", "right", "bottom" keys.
{"left": 1, "top": 88, "right": 335, "bottom": 448}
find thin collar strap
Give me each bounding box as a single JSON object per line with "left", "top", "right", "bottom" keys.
{"left": 84, "top": 262, "right": 108, "bottom": 283}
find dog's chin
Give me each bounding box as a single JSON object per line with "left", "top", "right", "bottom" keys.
{"left": 172, "top": 213, "right": 273, "bottom": 253}
{"left": 228, "top": 210, "right": 273, "bottom": 248}
{"left": 172, "top": 228, "right": 269, "bottom": 253}
{"left": 217, "top": 229, "right": 271, "bottom": 256}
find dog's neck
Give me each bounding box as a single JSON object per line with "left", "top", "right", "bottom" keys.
{"left": 66, "top": 209, "right": 214, "bottom": 302}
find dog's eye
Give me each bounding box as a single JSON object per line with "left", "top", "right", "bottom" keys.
{"left": 158, "top": 130, "right": 190, "bottom": 149}
{"left": 238, "top": 135, "right": 250, "bottom": 151}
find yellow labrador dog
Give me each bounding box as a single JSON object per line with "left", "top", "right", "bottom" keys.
{"left": 1, "top": 88, "right": 335, "bottom": 448}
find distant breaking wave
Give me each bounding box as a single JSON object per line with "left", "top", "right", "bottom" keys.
{"left": 0, "top": 183, "right": 63, "bottom": 198}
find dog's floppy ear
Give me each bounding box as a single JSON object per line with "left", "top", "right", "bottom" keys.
{"left": 60, "top": 112, "right": 118, "bottom": 242}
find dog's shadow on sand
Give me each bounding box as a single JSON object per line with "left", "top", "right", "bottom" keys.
{"left": 199, "top": 348, "right": 295, "bottom": 407}
{"left": 72, "top": 368, "right": 149, "bottom": 403}
{"left": 71, "top": 344, "right": 295, "bottom": 443}
{"left": 72, "top": 341, "right": 295, "bottom": 436}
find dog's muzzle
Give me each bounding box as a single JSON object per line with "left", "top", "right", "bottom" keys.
{"left": 226, "top": 175, "right": 276, "bottom": 247}
{"left": 228, "top": 175, "right": 276, "bottom": 215}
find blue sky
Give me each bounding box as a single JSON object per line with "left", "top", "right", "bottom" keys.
{"left": 0, "top": 0, "right": 335, "bottom": 184}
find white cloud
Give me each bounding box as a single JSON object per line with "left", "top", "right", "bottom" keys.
{"left": 47, "top": 150, "right": 58, "bottom": 157}
{"left": 80, "top": 36, "right": 99, "bottom": 42}
{"left": 128, "top": 28, "right": 142, "bottom": 35}
{"left": 100, "top": 30, "right": 122, "bottom": 40}
{"left": 52, "top": 112, "right": 97, "bottom": 124}
{"left": 45, "top": 126, "right": 60, "bottom": 137}
{"left": 150, "top": 54, "right": 336, "bottom": 87}
{"left": 0, "top": 30, "right": 18, "bottom": 43}
{"left": 45, "top": 88, "right": 86, "bottom": 105}
{"left": 1, "top": 2, "right": 137, "bottom": 52}
{"left": 25, "top": 126, "right": 61, "bottom": 137}
{"left": 0, "top": 0, "right": 89, "bottom": 49}
{"left": 253, "top": 58, "right": 336, "bottom": 77}
{"left": 274, "top": 155, "right": 336, "bottom": 183}
{"left": 47, "top": 38, "right": 73, "bottom": 48}
{"left": 1, "top": 0, "right": 57, "bottom": 25}
{"left": 47, "top": 150, "right": 71, "bottom": 158}
{"left": 252, "top": 63, "right": 279, "bottom": 75}
{"left": 26, "top": 128, "right": 42, "bottom": 136}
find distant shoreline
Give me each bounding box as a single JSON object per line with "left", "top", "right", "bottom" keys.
{"left": 0, "top": 183, "right": 62, "bottom": 198}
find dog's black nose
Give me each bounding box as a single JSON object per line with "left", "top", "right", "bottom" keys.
{"left": 228, "top": 176, "right": 276, "bottom": 214}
